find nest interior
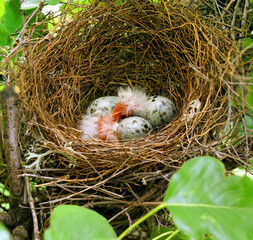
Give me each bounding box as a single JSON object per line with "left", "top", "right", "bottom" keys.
{"left": 16, "top": 0, "right": 247, "bottom": 233}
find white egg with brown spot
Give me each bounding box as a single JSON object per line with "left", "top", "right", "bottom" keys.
{"left": 86, "top": 96, "right": 119, "bottom": 117}
{"left": 138, "top": 95, "right": 177, "bottom": 127}
{"left": 117, "top": 116, "right": 153, "bottom": 141}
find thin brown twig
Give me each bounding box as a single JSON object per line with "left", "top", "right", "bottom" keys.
{"left": 240, "top": 0, "right": 249, "bottom": 38}
{"left": 39, "top": 166, "right": 131, "bottom": 205}
{"left": 24, "top": 176, "right": 39, "bottom": 240}
{"left": 16, "top": 0, "right": 47, "bottom": 41}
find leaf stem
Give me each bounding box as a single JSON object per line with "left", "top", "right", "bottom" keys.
{"left": 165, "top": 229, "right": 180, "bottom": 240}
{"left": 117, "top": 203, "right": 166, "bottom": 240}
{"left": 152, "top": 231, "right": 174, "bottom": 240}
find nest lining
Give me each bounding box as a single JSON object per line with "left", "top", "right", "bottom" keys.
{"left": 14, "top": 0, "right": 249, "bottom": 233}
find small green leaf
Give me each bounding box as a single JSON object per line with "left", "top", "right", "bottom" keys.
{"left": 241, "top": 37, "right": 253, "bottom": 49}
{"left": 0, "top": 223, "right": 11, "bottom": 240}
{"left": 0, "top": 203, "right": 10, "bottom": 213}
{"left": 44, "top": 205, "right": 117, "bottom": 240}
{"left": 0, "top": 183, "right": 10, "bottom": 197}
{"left": 0, "top": 85, "right": 5, "bottom": 91}
{"left": 164, "top": 156, "right": 253, "bottom": 240}
{"left": 245, "top": 77, "right": 253, "bottom": 109}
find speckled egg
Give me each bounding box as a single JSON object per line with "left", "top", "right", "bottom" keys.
{"left": 117, "top": 116, "right": 153, "bottom": 141}
{"left": 138, "top": 95, "right": 177, "bottom": 127}
{"left": 86, "top": 96, "right": 119, "bottom": 117}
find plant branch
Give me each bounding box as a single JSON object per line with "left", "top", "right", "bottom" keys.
{"left": 2, "top": 92, "right": 24, "bottom": 205}
{"left": 0, "top": 85, "right": 31, "bottom": 229}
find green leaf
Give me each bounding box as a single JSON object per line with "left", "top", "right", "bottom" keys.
{"left": 0, "top": 203, "right": 10, "bottom": 213}
{"left": 46, "top": 0, "right": 60, "bottom": 5}
{"left": 0, "top": 24, "right": 9, "bottom": 47}
{"left": 0, "top": 0, "right": 5, "bottom": 18}
{"left": 245, "top": 77, "right": 253, "bottom": 109}
{"left": 2, "top": 0, "right": 22, "bottom": 34}
{"left": 0, "top": 183, "right": 10, "bottom": 197}
{"left": 44, "top": 205, "right": 117, "bottom": 240}
{"left": 241, "top": 37, "right": 253, "bottom": 50}
{"left": 0, "top": 223, "right": 11, "bottom": 240}
{"left": 232, "top": 169, "right": 253, "bottom": 180}
{"left": 230, "top": 111, "right": 253, "bottom": 142}
{"left": 232, "top": 159, "right": 253, "bottom": 180}
{"left": 21, "top": 0, "right": 61, "bottom": 10}
{"left": 244, "top": 112, "right": 253, "bottom": 130}
{"left": 80, "top": 0, "right": 92, "bottom": 4}
{"left": 163, "top": 156, "right": 253, "bottom": 240}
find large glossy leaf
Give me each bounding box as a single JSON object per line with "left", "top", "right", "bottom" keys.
{"left": 44, "top": 205, "right": 117, "bottom": 240}
{"left": 164, "top": 156, "right": 253, "bottom": 240}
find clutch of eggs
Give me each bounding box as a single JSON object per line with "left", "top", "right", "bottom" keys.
{"left": 82, "top": 94, "right": 176, "bottom": 141}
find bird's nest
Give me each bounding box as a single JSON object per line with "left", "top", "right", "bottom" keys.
{"left": 15, "top": 0, "right": 250, "bottom": 234}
